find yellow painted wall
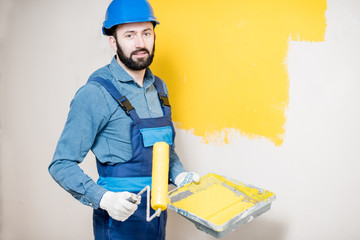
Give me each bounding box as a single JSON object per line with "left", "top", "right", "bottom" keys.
{"left": 151, "top": 0, "right": 327, "bottom": 145}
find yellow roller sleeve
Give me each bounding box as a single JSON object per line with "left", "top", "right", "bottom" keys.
{"left": 151, "top": 142, "right": 170, "bottom": 211}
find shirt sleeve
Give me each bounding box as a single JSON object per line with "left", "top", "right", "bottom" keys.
{"left": 159, "top": 78, "right": 188, "bottom": 183}
{"left": 169, "top": 147, "right": 187, "bottom": 184}
{"left": 48, "top": 83, "right": 111, "bottom": 208}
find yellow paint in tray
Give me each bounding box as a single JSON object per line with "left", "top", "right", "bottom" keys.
{"left": 168, "top": 173, "right": 275, "bottom": 226}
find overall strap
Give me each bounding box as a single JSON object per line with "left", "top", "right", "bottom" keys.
{"left": 153, "top": 76, "right": 172, "bottom": 116}
{"left": 87, "top": 77, "right": 141, "bottom": 122}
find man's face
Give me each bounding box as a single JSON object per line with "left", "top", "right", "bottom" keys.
{"left": 114, "top": 22, "right": 155, "bottom": 71}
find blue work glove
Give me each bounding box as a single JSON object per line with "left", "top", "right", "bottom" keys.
{"left": 175, "top": 172, "right": 200, "bottom": 187}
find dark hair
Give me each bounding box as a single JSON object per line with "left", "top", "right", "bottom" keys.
{"left": 104, "top": 25, "right": 118, "bottom": 37}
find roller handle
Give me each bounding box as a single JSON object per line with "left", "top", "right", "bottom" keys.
{"left": 127, "top": 197, "right": 137, "bottom": 204}
{"left": 127, "top": 186, "right": 148, "bottom": 203}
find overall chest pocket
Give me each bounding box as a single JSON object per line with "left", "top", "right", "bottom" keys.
{"left": 140, "top": 126, "right": 173, "bottom": 147}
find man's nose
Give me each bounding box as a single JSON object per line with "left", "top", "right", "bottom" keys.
{"left": 135, "top": 35, "right": 145, "bottom": 48}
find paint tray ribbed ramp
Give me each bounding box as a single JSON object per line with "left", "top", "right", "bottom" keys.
{"left": 167, "top": 173, "right": 276, "bottom": 238}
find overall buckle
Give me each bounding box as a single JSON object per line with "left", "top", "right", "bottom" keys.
{"left": 158, "top": 93, "right": 170, "bottom": 107}
{"left": 117, "top": 96, "right": 134, "bottom": 116}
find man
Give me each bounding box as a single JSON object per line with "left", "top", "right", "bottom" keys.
{"left": 48, "top": 0, "right": 199, "bottom": 239}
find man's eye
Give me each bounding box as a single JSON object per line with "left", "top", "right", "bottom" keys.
{"left": 125, "top": 34, "right": 133, "bottom": 38}
{"left": 144, "top": 32, "right": 152, "bottom": 37}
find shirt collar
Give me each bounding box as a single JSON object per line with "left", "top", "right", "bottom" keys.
{"left": 109, "top": 56, "right": 155, "bottom": 88}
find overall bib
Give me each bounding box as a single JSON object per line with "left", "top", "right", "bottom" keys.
{"left": 89, "top": 76, "right": 174, "bottom": 240}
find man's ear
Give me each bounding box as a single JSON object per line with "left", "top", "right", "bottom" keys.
{"left": 109, "top": 36, "right": 117, "bottom": 52}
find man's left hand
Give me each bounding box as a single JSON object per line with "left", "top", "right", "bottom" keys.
{"left": 174, "top": 172, "right": 200, "bottom": 187}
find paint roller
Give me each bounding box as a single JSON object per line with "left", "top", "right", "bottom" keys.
{"left": 151, "top": 142, "right": 169, "bottom": 212}
{"left": 129, "top": 142, "right": 169, "bottom": 221}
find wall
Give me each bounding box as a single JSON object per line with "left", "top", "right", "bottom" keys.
{"left": 1, "top": 0, "right": 360, "bottom": 239}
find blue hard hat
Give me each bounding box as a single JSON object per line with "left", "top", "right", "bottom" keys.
{"left": 102, "top": 0, "right": 159, "bottom": 35}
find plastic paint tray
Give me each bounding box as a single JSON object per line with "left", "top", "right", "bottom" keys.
{"left": 167, "top": 173, "right": 276, "bottom": 238}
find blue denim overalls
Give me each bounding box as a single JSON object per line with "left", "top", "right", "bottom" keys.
{"left": 88, "top": 76, "right": 174, "bottom": 240}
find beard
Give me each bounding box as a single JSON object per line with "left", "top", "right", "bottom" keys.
{"left": 116, "top": 41, "right": 155, "bottom": 71}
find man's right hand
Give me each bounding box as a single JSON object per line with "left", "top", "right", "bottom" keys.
{"left": 99, "top": 191, "right": 140, "bottom": 221}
